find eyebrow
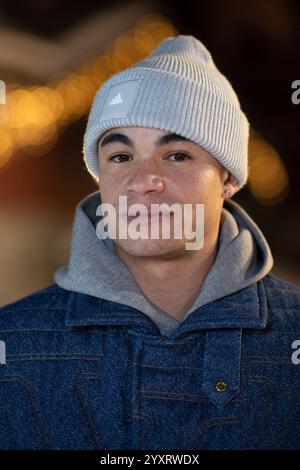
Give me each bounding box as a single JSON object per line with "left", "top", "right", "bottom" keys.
{"left": 99, "top": 132, "right": 188, "bottom": 150}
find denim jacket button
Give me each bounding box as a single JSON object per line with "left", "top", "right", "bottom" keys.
{"left": 215, "top": 381, "right": 228, "bottom": 392}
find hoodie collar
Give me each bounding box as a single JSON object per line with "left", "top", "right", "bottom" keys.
{"left": 65, "top": 278, "right": 268, "bottom": 337}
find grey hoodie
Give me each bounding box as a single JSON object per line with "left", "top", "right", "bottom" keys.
{"left": 54, "top": 191, "right": 274, "bottom": 336}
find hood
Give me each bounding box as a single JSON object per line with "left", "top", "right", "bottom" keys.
{"left": 54, "top": 191, "right": 273, "bottom": 335}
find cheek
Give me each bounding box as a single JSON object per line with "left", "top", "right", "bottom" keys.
{"left": 99, "top": 169, "right": 127, "bottom": 203}
{"left": 166, "top": 171, "right": 198, "bottom": 195}
{"left": 200, "top": 172, "right": 224, "bottom": 225}
{"left": 172, "top": 169, "right": 221, "bottom": 202}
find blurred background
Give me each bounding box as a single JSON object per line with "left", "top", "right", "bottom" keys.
{"left": 0, "top": 0, "right": 299, "bottom": 306}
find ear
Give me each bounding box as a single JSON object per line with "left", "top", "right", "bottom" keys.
{"left": 222, "top": 171, "right": 239, "bottom": 199}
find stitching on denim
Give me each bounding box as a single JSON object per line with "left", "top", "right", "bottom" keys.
{"left": 138, "top": 411, "right": 154, "bottom": 448}
{"left": 7, "top": 355, "right": 102, "bottom": 361}
{"left": 246, "top": 331, "right": 300, "bottom": 335}
{"left": 249, "top": 361, "right": 279, "bottom": 448}
{"left": 249, "top": 357, "right": 300, "bottom": 388}
{"left": 132, "top": 363, "right": 201, "bottom": 370}
{"left": 202, "top": 330, "right": 209, "bottom": 371}
{"left": 186, "top": 413, "right": 243, "bottom": 448}
{"left": 74, "top": 362, "right": 103, "bottom": 449}
{"left": 0, "top": 375, "right": 53, "bottom": 449}
{"left": 245, "top": 356, "right": 291, "bottom": 363}
{"left": 0, "top": 329, "right": 117, "bottom": 333}
{"left": 125, "top": 329, "right": 202, "bottom": 345}
{"left": 141, "top": 390, "right": 210, "bottom": 403}
{"left": 0, "top": 406, "right": 17, "bottom": 448}
{"left": 1, "top": 308, "right": 67, "bottom": 313}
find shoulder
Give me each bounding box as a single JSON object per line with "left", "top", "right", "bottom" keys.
{"left": 0, "top": 284, "right": 72, "bottom": 330}
{"left": 261, "top": 273, "right": 300, "bottom": 330}
{"left": 262, "top": 272, "right": 300, "bottom": 303}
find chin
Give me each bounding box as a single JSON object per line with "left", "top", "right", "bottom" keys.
{"left": 115, "top": 238, "right": 186, "bottom": 258}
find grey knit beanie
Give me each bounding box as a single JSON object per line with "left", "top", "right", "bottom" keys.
{"left": 83, "top": 35, "right": 249, "bottom": 190}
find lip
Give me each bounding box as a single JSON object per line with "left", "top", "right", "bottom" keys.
{"left": 119, "top": 205, "right": 175, "bottom": 215}
{"left": 127, "top": 211, "right": 174, "bottom": 218}
{"left": 124, "top": 210, "right": 175, "bottom": 222}
{"left": 117, "top": 201, "right": 178, "bottom": 221}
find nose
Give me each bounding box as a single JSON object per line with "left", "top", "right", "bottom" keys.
{"left": 127, "top": 167, "right": 165, "bottom": 196}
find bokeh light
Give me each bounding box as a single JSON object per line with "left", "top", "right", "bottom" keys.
{"left": 0, "top": 14, "right": 177, "bottom": 167}
{"left": 248, "top": 130, "right": 290, "bottom": 205}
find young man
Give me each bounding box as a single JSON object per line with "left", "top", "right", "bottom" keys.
{"left": 0, "top": 35, "right": 300, "bottom": 450}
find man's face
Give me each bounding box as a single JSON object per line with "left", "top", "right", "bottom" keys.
{"left": 98, "top": 126, "right": 228, "bottom": 258}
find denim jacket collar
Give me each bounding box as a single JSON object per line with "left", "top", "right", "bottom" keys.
{"left": 65, "top": 279, "right": 268, "bottom": 338}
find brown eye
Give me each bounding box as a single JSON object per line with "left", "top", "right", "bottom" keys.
{"left": 109, "top": 154, "right": 132, "bottom": 163}
{"left": 167, "top": 153, "right": 190, "bottom": 162}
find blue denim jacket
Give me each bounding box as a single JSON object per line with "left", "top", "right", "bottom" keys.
{"left": 0, "top": 273, "right": 300, "bottom": 450}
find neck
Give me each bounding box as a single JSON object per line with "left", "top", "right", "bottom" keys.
{"left": 115, "top": 230, "right": 221, "bottom": 321}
